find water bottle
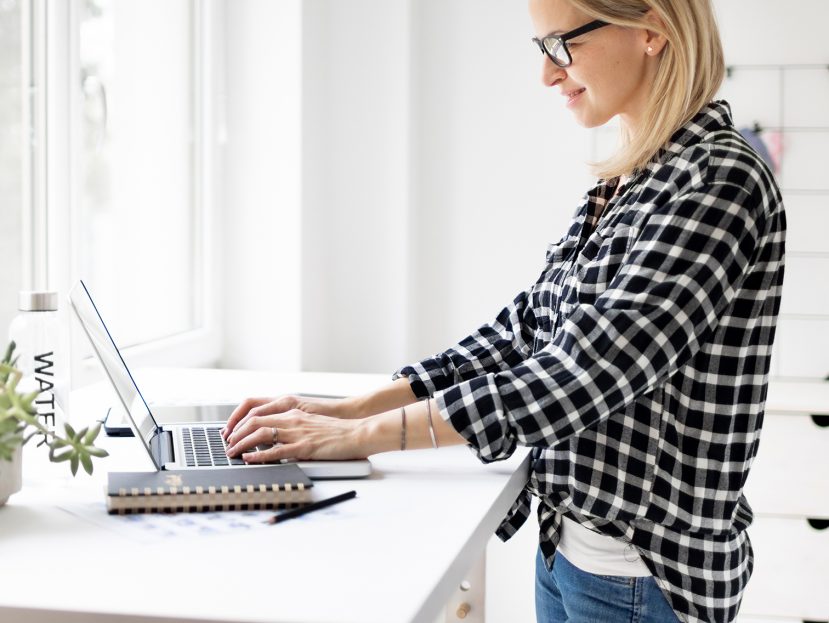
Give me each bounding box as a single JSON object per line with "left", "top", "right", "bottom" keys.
{"left": 7, "top": 291, "right": 66, "bottom": 454}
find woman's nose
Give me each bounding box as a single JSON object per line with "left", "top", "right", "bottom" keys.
{"left": 541, "top": 56, "right": 566, "bottom": 88}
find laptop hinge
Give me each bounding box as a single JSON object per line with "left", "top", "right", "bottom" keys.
{"left": 149, "top": 429, "right": 175, "bottom": 469}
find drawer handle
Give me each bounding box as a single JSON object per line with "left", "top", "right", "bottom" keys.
{"left": 806, "top": 518, "right": 829, "bottom": 531}
{"left": 810, "top": 414, "right": 829, "bottom": 428}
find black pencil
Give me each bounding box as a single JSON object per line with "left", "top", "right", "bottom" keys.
{"left": 266, "top": 490, "right": 357, "bottom": 524}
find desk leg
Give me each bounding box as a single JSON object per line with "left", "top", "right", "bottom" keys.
{"left": 444, "top": 551, "right": 486, "bottom": 623}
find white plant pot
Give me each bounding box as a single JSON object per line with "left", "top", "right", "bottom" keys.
{"left": 0, "top": 446, "right": 23, "bottom": 506}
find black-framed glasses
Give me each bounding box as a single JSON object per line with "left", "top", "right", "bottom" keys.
{"left": 532, "top": 20, "right": 609, "bottom": 68}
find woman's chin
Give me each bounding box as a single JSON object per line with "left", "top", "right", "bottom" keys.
{"left": 570, "top": 107, "right": 613, "bottom": 130}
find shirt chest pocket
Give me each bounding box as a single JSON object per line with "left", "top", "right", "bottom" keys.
{"left": 574, "top": 223, "right": 634, "bottom": 305}
{"left": 531, "top": 235, "right": 580, "bottom": 353}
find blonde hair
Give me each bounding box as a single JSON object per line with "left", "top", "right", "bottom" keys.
{"left": 567, "top": 0, "right": 725, "bottom": 179}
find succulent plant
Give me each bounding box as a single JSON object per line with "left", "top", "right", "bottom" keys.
{"left": 0, "top": 341, "right": 108, "bottom": 475}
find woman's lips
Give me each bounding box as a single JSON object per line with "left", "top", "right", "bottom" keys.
{"left": 565, "top": 87, "right": 586, "bottom": 106}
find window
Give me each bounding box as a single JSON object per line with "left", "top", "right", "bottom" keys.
{"left": 10, "top": 0, "right": 223, "bottom": 385}
{"left": 78, "top": 0, "right": 199, "bottom": 347}
{"left": 0, "top": 0, "right": 30, "bottom": 340}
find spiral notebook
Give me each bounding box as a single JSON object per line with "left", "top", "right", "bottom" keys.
{"left": 106, "top": 463, "right": 313, "bottom": 515}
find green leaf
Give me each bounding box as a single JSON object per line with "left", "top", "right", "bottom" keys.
{"left": 64, "top": 422, "right": 77, "bottom": 439}
{"left": 87, "top": 447, "right": 109, "bottom": 458}
{"left": 80, "top": 452, "right": 93, "bottom": 475}
{"left": 75, "top": 426, "right": 88, "bottom": 442}
{"left": 70, "top": 454, "right": 79, "bottom": 476}
{"left": 15, "top": 410, "right": 39, "bottom": 428}
{"left": 2, "top": 342, "right": 14, "bottom": 365}
{"left": 84, "top": 423, "right": 102, "bottom": 444}
{"left": 0, "top": 432, "right": 23, "bottom": 461}
{"left": 50, "top": 449, "right": 73, "bottom": 462}
{"left": 21, "top": 391, "right": 39, "bottom": 412}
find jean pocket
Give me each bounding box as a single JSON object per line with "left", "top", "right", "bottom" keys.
{"left": 591, "top": 573, "right": 635, "bottom": 586}
{"left": 559, "top": 553, "right": 636, "bottom": 588}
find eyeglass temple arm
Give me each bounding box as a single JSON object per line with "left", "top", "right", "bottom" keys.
{"left": 561, "top": 19, "right": 608, "bottom": 42}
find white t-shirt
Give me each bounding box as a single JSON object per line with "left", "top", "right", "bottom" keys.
{"left": 556, "top": 515, "right": 652, "bottom": 577}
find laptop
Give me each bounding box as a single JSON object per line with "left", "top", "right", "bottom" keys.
{"left": 68, "top": 280, "right": 371, "bottom": 479}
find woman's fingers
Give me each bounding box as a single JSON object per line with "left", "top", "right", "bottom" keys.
{"left": 241, "top": 442, "right": 303, "bottom": 464}
{"left": 225, "top": 410, "right": 365, "bottom": 462}
{"left": 223, "top": 395, "right": 360, "bottom": 443}
{"left": 222, "top": 395, "right": 299, "bottom": 441}
{"left": 226, "top": 424, "right": 275, "bottom": 458}
{"left": 222, "top": 397, "right": 269, "bottom": 440}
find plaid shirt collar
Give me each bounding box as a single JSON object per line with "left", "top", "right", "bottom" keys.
{"left": 591, "top": 100, "right": 735, "bottom": 205}
{"left": 652, "top": 100, "right": 734, "bottom": 169}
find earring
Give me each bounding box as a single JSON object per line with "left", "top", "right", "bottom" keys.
{"left": 647, "top": 46, "right": 654, "bottom": 53}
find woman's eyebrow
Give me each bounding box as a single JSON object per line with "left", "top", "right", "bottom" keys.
{"left": 541, "top": 28, "right": 565, "bottom": 38}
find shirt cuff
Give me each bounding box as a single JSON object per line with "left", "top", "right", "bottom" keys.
{"left": 391, "top": 365, "right": 435, "bottom": 399}
{"left": 434, "top": 373, "right": 517, "bottom": 463}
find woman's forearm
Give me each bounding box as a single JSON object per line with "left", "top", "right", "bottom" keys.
{"left": 346, "top": 377, "right": 420, "bottom": 418}
{"left": 358, "top": 398, "right": 467, "bottom": 455}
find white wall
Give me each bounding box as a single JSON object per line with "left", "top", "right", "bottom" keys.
{"left": 222, "top": 0, "right": 303, "bottom": 370}
{"left": 296, "top": 0, "right": 594, "bottom": 375}
{"left": 300, "top": 0, "right": 412, "bottom": 373}
{"left": 407, "top": 0, "right": 594, "bottom": 365}
{"left": 222, "top": 0, "right": 593, "bottom": 376}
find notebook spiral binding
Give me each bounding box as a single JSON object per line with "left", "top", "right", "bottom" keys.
{"left": 107, "top": 482, "right": 311, "bottom": 515}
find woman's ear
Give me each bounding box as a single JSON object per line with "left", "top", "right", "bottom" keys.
{"left": 641, "top": 9, "right": 668, "bottom": 56}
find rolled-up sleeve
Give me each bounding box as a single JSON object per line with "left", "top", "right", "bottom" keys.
{"left": 392, "top": 288, "right": 537, "bottom": 399}
{"left": 436, "top": 182, "right": 766, "bottom": 463}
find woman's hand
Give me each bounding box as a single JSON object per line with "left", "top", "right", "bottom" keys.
{"left": 221, "top": 394, "right": 363, "bottom": 443}
{"left": 223, "top": 407, "right": 370, "bottom": 463}
{"left": 220, "top": 379, "right": 424, "bottom": 462}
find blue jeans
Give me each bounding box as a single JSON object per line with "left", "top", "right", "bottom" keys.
{"left": 535, "top": 546, "right": 680, "bottom": 623}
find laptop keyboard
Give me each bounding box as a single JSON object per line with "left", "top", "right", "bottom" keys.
{"left": 181, "top": 426, "right": 245, "bottom": 467}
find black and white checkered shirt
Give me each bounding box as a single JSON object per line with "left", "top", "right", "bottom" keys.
{"left": 393, "top": 101, "right": 786, "bottom": 623}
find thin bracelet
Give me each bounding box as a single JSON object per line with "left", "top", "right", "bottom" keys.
{"left": 400, "top": 406, "right": 407, "bottom": 451}
{"left": 425, "top": 399, "right": 438, "bottom": 449}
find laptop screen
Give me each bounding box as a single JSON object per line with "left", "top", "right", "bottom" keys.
{"left": 68, "top": 280, "right": 161, "bottom": 467}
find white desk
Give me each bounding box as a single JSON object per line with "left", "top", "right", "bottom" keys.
{"left": 0, "top": 369, "right": 531, "bottom": 623}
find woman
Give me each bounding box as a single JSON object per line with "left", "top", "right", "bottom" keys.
{"left": 222, "top": 1, "right": 785, "bottom": 621}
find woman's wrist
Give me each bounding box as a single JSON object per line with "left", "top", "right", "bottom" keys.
{"left": 346, "top": 378, "right": 419, "bottom": 420}
{"left": 356, "top": 412, "right": 398, "bottom": 455}
{"left": 339, "top": 395, "right": 370, "bottom": 419}
{"left": 355, "top": 399, "right": 467, "bottom": 456}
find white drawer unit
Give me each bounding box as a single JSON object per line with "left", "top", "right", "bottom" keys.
{"left": 738, "top": 379, "right": 829, "bottom": 622}
{"left": 744, "top": 412, "right": 829, "bottom": 518}
{"left": 741, "top": 516, "right": 829, "bottom": 619}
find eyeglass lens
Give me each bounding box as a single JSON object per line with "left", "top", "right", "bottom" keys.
{"left": 543, "top": 38, "right": 570, "bottom": 66}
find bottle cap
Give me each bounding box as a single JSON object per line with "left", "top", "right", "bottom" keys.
{"left": 18, "top": 291, "right": 58, "bottom": 312}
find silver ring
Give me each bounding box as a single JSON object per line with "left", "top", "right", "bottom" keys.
{"left": 271, "top": 427, "right": 278, "bottom": 445}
